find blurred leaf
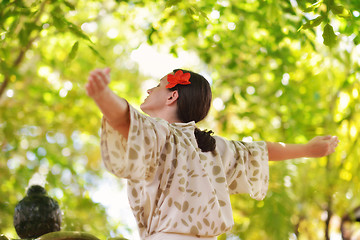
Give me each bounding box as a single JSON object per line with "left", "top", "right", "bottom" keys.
{"left": 331, "top": 5, "right": 345, "bottom": 15}
{"left": 354, "top": 35, "right": 360, "bottom": 45}
{"left": 67, "top": 41, "right": 79, "bottom": 62}
{"left": 52, "top": 15, "right": 67, "bottom": 30}
{"left": 88, "top": 45, "right": 106, "bottom": 63}
{"left": 188, "top": 5, "right": 209, "bottom": 21}
{"left": 299, "top": 16, "right": 324, "bottom": 30}
{"left": 19, "top": 28, "right": 29, "bottom": 46}
{"left": 303, "top": 1, "right": 323, "bottom": 12}
{"left": 322, "top": 23, "right": 337, "bottom": 47}
{"left": 147, "top": 26, "right": 156, "bottom": 45}
{"left": 1, "top": 0, "right": 10, "bottom": 6}
{"left": 68, "top": 22, "right": 92, "bottom": 43}
{"left": 330, "top": 5, "right": 352, "bottom": 18}
{"left": 63, "top": 1, "right": 76, "bottom": 10}
{"left": 165, "top": 0, "right": 182, "bottom": 8}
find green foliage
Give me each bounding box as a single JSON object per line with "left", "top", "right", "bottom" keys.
{"left": 1, "top": 0, "right": 359, "bottom": 239}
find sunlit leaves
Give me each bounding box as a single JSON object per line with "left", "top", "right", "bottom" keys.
{"left": 1, "top": 0, "right": 359, "bottom": 239}
{"left": 299, "top": 15, "right": 324, "bottom": 30}
{"left": 166, "top": 1, "right": 360, "bottom": 239}
{"left": 52, "top": 14, "right": 68, "bottom": 31}
{"left": 330, "top": 5, "right": 352, "bottom": 18}
{"left": 0, "top": 0, "right": 117, "bottom": 238}
{"left": 302, "top": 0, "right": 323, "bottom": 13}
{"left": 165, "top": 0, "right": 182, "bottom": 8}
{"left": 296, "top": 0, "right": 354, "bottom": 47}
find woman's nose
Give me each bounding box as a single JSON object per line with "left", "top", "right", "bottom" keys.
{"left": 147, "top": 87, "right": 155, "bottom": 94}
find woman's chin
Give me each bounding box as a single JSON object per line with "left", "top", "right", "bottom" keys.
{"left": 140, "top": 103, "right": 147, "bottom": 113}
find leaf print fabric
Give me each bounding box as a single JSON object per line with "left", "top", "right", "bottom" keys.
{"left": 101, "top": 104, "right": 269, "bottom": 239}
{"left": 101, "top": 104, "right": 169, "bottom": 181}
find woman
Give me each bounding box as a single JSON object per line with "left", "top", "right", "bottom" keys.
{"left": 85, "top": 68, "right": 339, "bottom": 240}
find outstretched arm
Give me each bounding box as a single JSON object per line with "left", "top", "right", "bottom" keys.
{"left": 267, "top": 135, "right": 339, "bottom": 161}
{"left": 85, "top": 68, "right": 130, "bottom": 139}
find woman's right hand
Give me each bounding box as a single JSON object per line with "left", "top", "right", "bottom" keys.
{"left": 85, "top": 68, "right": 111, "bottom": 99}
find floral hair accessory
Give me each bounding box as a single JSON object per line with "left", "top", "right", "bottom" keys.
{"left": 166, "top": 70, "right": 191, "bottom": 89}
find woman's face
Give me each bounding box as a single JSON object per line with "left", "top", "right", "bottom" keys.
{"left": 140, "top": 74, "right": 174, "bottom": 116}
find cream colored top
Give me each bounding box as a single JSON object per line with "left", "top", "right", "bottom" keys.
{"left": 101, "top": 105, "right": 269, "bottom": 239}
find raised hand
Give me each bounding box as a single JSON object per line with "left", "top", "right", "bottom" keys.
{"left": 85, "top": 67, "right": 111, "bottom": 99}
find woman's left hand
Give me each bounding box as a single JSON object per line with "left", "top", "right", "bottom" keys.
{"left": 305, "top": 135, "right": 339, "bottom": 158}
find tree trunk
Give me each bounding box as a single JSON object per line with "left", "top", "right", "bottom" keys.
{"left": 325, "top": 196, "right": 332, "bottom": 240}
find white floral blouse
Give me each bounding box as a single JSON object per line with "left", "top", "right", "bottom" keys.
{"left": 100, "top": 104, "right": 269, "bottom": 239}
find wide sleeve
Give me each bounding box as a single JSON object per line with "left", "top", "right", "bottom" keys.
{"left": 100, "top": 104, "right": 169, "bottom": 181}
{"left": 216, "top": 137, "right": 269, "bottom": 200}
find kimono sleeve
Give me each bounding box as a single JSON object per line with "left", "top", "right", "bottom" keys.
{"left": 219, "top": 138, "right": 269, "bottom": 200}
{"left": 100, "top": 104, "right": 169, "bottom": 181}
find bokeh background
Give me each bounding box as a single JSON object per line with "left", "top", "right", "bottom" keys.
{"left": 1, "top": 0, "right": 359, "bottom": 239}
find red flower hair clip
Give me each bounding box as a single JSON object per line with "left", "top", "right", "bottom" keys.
{"left": 166, "top": 70, "right": 191, "bottom": 89}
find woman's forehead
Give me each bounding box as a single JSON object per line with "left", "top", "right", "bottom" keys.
{"left": 160, "top": 73, "right": 173, "bottom": 82}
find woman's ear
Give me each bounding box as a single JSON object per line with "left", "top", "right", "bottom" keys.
{"left": 167, "top": 90, "right": 179, "bottom": 105}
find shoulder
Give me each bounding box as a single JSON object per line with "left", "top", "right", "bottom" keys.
{"left": 212, "top": 135, "right": 235, "bottom": 155}
{"left": 213, "top": 136, "right": 267, "bottom": 155}
{"left": 128, "top": 104, "right": 170, "bottom": 130}
{"left": 170, "top": 121, "right": 196, "bottom": 135}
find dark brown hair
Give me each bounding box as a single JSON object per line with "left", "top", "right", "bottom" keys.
{"left": 168, "top": 69, "right": 216, "bottom": 152}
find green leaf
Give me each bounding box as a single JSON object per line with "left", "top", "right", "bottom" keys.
{"left": 17, "top": 21, "right": 41, "bottom": 46}
{"left": 147, "top": 26, "right": 156, "bottom": 45}
{"left": 189, "top": 5, "right": 209, "bottom": 21}
{"left": 63, "top": 1, "right": 76, "bottom": 10}
{"left": 68, "top": 22, "right": 92, "bottom": 43}
{"left": 299, "top": 16, "right": 324, "bottom": 31}
{"left": 19, "top": 28, "right": 29, "bottom": 46}
{"left": 322, "top": 23, "right": 337, "bottom": 47}
{"left": 0, "top": 0, "right": 10, "bottom": 7}
{"left": 88, "top": 45, "right": 106, "bottom": 63}
{"left": 67, "top": 41, "right": 79, "bottom": 62}
{"left": 170, "top": 45, "right": 178, "bottom": 57}
{"left": 186, "top": 7, "right": 195, "bottom": 16}
{"left": 7, "top": 14, "right": 20, "bottom": 35}
{"left": 14, "top": 0, "right": 26, "bottom": 8}
{"left": 17, "top": 7, "right": 31, "bottom": 16}
{"left": 165, "top": 0, "right": 182, "bottom": 8}
{"left": 52, "top": 15, "right": 67, "bottom": 30}
{"left": 303, "top": 1, "right": 323, "bottom": 13}
{"left": 51, "top": 5, "right": 68, "bottom": 30}
{"left": 331, "top": 5, "right": 352, "bottom": 18}
{"left": 331, "top": 5, "right": 344, "bottom": 15}
{"left": 25, "top": 21, "right": 41, "bottom": 34}
{"left": 353, "top": 35, "right": 360, "bottom": 45}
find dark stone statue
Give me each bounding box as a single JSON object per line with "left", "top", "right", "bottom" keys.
{"left": 13, "top": 185, "right": 61, "bottom": 239}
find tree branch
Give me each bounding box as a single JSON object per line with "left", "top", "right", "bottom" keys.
{"left": 0, "top": 0, "right": 48, "bottom": 99}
